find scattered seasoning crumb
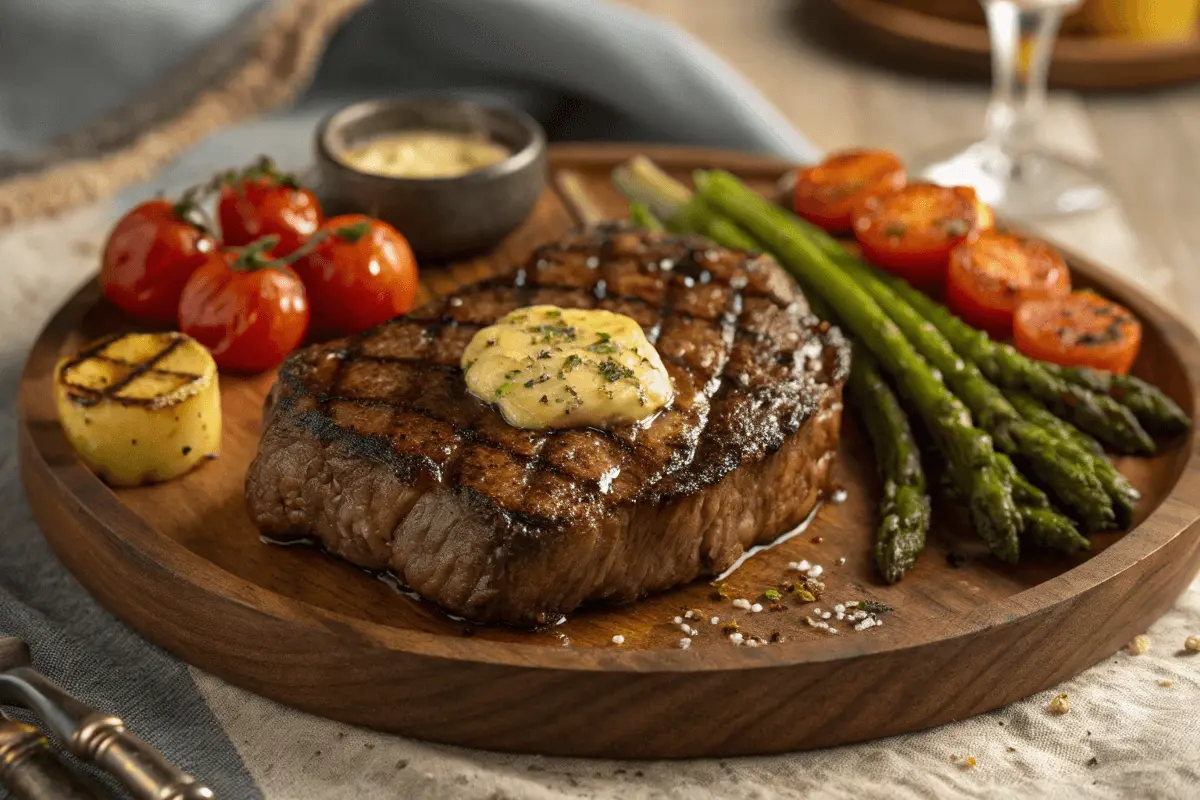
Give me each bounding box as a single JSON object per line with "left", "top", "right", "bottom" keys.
{"left": 710, "top": 616, "right": 720, "bottom": 625}
{"left": 750, "top": 603, "right": 764, "bottom": 613}
{"left": 950, "top": 754, "right": 958, "bottom": 761}
{"left": 961, "top": 756, "right": 977, "bottom": 770}
{"left": 732, "top": 598, "right": 752, "bottom": 611}
{"left": 678, "top": 637, "right": 691, "bottom": 650}
{"left": 1007, "top": 746, "right": 1016, "bottom": 753}
{"left": 1159, "top": 679, "right": 1174, "bottom": 687}
{"left": 1087, "top": 757, "right": 1099, "bottom": 767}
{"left": 722, "top": 621, "right": 740, "bottom": 635}
{"left": 814, "top": 536, "right": 824, "bottom": 544}
{"left": 768, "top": 602, "right": 787, "bottom": 612}
{"left": 1186, "top": 635, "right": 1200, "bottom": 652}
{"left": 836, "top": 557, "right": 846, "bottom": 566}
{"left": 730, "top": 632, "right": 745, "bottom": 645}
{"left": 763, "top": 588, "right": 782, "bottom": 602}
{"left": 1049, "top": 693, "right": 1070, "bottom": 715}
{"left": 770, "top": 632, "right": 784, "bottom": 643}
{"left": 611, "top": 635, "right": 625, "bottom": 645}
{"left": 711, "top": 582, "right": 730, "bottom": 600}
{"left": 561, "top": 637, "right": 571, "bottom": 648}
{"left": 1127, "top": 635, "right": 1151, "bottom": 655}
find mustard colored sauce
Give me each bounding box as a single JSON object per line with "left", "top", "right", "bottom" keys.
{"left": 461, "top": 305, "right": 673, "bottom": 430}
{"left": 340, "top": 131, "right": 510, "bottom": 179}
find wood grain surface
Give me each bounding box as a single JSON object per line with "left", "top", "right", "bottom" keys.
{"left": 17, "top": 145, "right": 1200, "bottom": 758}
{"left": 828, "top": 0, "right": 1200, "bottom": 91}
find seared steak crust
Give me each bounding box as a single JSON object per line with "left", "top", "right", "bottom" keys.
{"left": 245, "top": 226, "right": 850, "bottom": 624}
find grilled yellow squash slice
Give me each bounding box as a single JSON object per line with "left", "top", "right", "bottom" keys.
{"left": 54, "top": 332, "right": 221, "bottom": 486}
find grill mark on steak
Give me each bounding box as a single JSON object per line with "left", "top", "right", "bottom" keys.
{"left": 246, "top": 225, "right": 850, "bottom": 623}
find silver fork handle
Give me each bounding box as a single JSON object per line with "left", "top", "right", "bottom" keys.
{"left": 0, "top": 668, "right": 212, "bottom": 799}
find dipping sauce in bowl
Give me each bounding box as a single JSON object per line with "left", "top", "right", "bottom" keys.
{"left": 340, "top": 131, "right": 511, "bottom": 179}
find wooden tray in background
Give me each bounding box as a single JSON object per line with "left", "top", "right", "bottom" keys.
{"left": 831, "top": 0, "right": 1200, "bottom": 90}
{"left": 17, "top": 145, "right": 1200, "bottom": 758}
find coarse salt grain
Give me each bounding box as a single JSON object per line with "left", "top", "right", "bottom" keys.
{"left": 684, "top": 610, "right": 696, "bottom": 619}
{"left": 679, "top": 637, "right": 692, "bottom": 650}
{"left": 732, "top": 598, "right": 752, "bottom": 610}
{"left": 796, "top": 560, "right": 812, "bottom": 572}
{"left": 750, "top": 603, "right": 763, "bottom": 613}
{"left": 730, "top": 632, "right": 744, "bottom": 645}
{"left": 837, "top": 557, "right": 846, "bottom": 566}
{"left": 711, "top": 616, "right": 720, "bottom": 625}
{"left": 807, "top": 565, "right": 824, "bottom": 578}
{"left": 813, "top": 608, "right": 822, "bottom": 615}
{"left": 611, "top": 635, "right": 625, "bottom": 645}
{"left": 746, "top": 639, "right": 760, "bottom": 648}
{"left": 834, "top": 604, "right": 845, "bottom": 614}
{"left": 673, "top": 616, "right": 683, "bottom": 624}
{"left": 822, "top": 612, "right": 831, "bottom": 620}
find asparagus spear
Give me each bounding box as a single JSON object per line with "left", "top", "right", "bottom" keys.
{"left": 1052, "top": 365, "right": 1190, "bottom": 436}
{"left": 825, "top": 248, "right": 1117, "bottom": 531}
{"left": 616, "top": 159, "right": 933, "bottom": 578}
{"left": 1006, "top": 391, "right": 1140, "bottom": 529}
{"left": 850, "top": 347, "right": 932, "bottom": 582}
{"left": 696, "top": 169, "right": 1023, "bottom": 562}
{"left": 628, "top": 201, "right": 664, "bottom": 231}
{"left": 789, "top": 221, "right": 1163, "bottom": 453}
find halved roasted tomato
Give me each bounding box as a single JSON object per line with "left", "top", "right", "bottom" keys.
{"left": 852, "top": 184, "right": 987, "bottom": 287}
{"left": 791, "top": 149, "right": 906, "bottom": 234}
{"left": 946, "top": 231, "right": 1071, "bottom": 338}
{"left": 1014, "top": 291, "right": 1142, "bottom": 375}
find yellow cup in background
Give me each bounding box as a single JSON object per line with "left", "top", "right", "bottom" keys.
{"left": 1081, "top": 0, "right": 1200, "bottom": 42}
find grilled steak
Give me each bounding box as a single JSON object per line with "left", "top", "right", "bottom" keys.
{"left": 245, "top": 225, "right": 850, "bottom": 624}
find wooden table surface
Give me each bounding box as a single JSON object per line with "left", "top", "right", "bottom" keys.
{"left": 622, "top": 0, "right": 1200, "bottom": 318}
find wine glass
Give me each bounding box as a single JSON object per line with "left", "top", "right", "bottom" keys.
{"left": 910, "top": 0, "right": 1110, "bottom": 219}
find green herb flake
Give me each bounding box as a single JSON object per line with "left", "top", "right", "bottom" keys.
{"left": 495, "top": 382, "right": 515, "bottom": 398}
{"left": 563, "top": 354, "right": 583, "bottom": 371}
{"left": 523, "top": 379, "right": 536, "bottom": 389}
{"left": 856, "top": 600, "right": 892, "bottom": 615}
{"left": 505, "top": 369, "right": 522, "bottom": 379}
{"left": 597, "top": 358, "right": 634, "bottom": 383}
{"left": 526, "top": 323, "right": 577, "bottom": 344}
{"left": 544, "top": 309, "right": 562, "bottom": 319}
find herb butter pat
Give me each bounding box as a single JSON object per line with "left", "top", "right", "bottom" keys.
{"left": 462, "top": 305, "right": 673, "bottom": 429}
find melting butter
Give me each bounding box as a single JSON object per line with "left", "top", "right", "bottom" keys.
{"left": 340, "top": 131, "right": 509, "bottom": 179}
{"left": 462, "top": 305, "right": 673, "bottom": 430}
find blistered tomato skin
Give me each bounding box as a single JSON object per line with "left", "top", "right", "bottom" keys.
{"left": 945, "top": 231, "right": 1071, "bottom": 339}
{"left": 791, "top": 149, "right": 906, "bottom": 234}
{"left": 292, "top": 215, "right": 420, "bottom": 335}
{"left": 853, "top": 184, "right": 986, "bottom": 287}
{"left": 100, "top": 199, "right": 216, "bottom": 323}
{"left": 1014, "top": 291, "right": 1142, "bottom": 375}
{"left": 178, "top": 249, "right": 309, "bottom": 373}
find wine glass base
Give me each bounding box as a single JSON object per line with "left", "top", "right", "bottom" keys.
{"left": 910, "top": 140, "right": 1110, "bottom": 220}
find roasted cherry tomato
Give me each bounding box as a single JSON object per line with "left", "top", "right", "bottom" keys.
{"left": 853, "top": 184, "right": 987, "bottom": 287}
{"left": 946, "top": 231, "right": 1071, "bottom": 338}
{"left": 792, "top": 149, "right": 907, "bottom": 233}
{"left": 1014, "top": 291, "right": 1141, "bottom": 375}
{"left": 218, "top": 158, "right": 323, "bottom": 257}
{"left": 293, "top": 214, "right": 420, "bottom": 335}
{"left": 177, "top": 238, "right": 309, "bottom": 372}
{"left": 100, "top": 198, "right": 215, "bottom": 323}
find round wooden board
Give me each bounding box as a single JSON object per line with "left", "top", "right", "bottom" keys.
{"left": 829, "top": 0, "right": 1200, "bottom": 91}
{"left": 18, "top": 145, "right": 1200, "bottom": 758}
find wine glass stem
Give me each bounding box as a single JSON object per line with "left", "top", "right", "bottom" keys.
{"left": 982, "top": 0, "right": 1068, "bottom": 158}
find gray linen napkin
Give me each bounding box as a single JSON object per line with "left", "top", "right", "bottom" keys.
{"left": 0, "top": 1, "right": 814, "bottom": 797}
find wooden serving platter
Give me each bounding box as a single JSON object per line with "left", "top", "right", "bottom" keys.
{"left": 17, "top": 145, "right": 1200, "bottom": 758}
{"left": 830, "top": 0, "right": 1200, "bottom": 91}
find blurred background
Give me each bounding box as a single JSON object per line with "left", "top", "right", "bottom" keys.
{"left": 1, "top": 0, "right": 1197, "bottom": 303}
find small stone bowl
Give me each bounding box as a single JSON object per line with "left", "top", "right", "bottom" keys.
{"left": 314, "top": 97, "right": 547, "bottom": 261}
